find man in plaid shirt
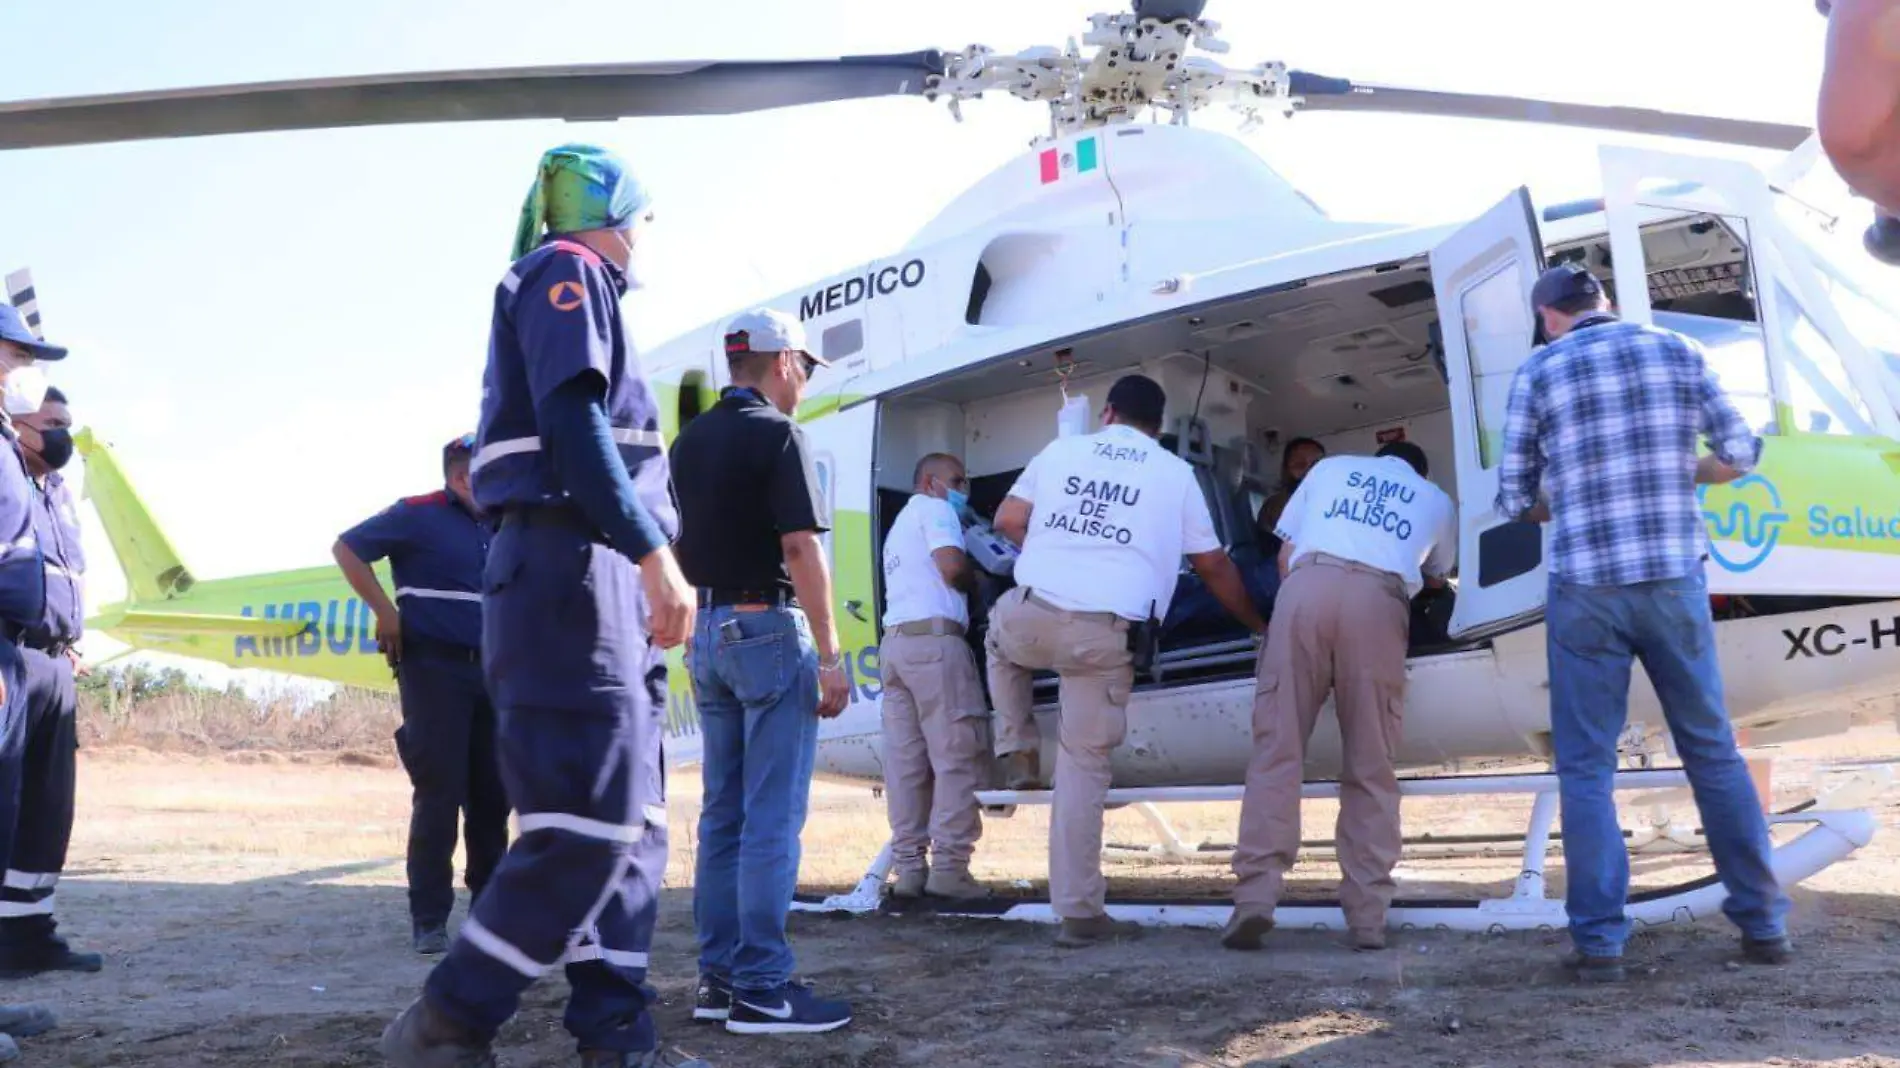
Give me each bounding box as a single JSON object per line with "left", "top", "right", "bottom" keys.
{"left": 1495, "top": 263, "right": 1792, "bottom": 982}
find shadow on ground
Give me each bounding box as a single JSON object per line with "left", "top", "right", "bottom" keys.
{"left": 12, "top": 863, "right": 1900, "bottom": 1068}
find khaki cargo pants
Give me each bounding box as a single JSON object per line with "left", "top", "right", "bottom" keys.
{"left": 1232, "top": 552, "right": 1411, "bottom": 931}
{"left": 985, "top": 587, "right": 1134, "bottom": 920}
{"left": 880, "top": 622, "right": 991, "bottom": 877}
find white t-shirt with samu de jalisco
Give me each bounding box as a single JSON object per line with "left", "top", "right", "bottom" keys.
{"left": 1007, "top": 424, "right": 1221, "bottom": 622}
{"left": 1275, "top": 454, "right": 1457, "bottom": 598}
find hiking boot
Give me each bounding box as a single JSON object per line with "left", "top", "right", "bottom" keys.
{"left": 1219, "top": 906, "right": 1275, "bottom": 951}
{"left": 0, "top": 1004, "right": 54, "bottom": 1038}
{"left": 1867, "top": 212, "right": 1900, "bottom": 267}
{"left": 0, "top": 935, "right": 101, "bottom": 978}
{"left": 924, "top": 869, "right": 991, "bottom": 901}
{"left": 1004, "top": 750, "right": 1042, "bottom": 790}
{"left": 1349, "top": 927, "right": 1387, "bottom": 952}
{"left": 1741, "top": 935, "right": 1794, "bottom": 965}
{"left": 692, "top": 974, "right": 732, "bottom": 1023}
{"left": 890, "top": 868, "right": 927, "bottom": 900}
{"left": 378, "top": 997, "right": 497, "bottom": 1068}
{"left": 413, "top": 923, "right": 450, "bottom": 956}
{"left": 725, "top": 981, "right": 852, "bottom": 1035}
{"left": 1053, "top": 914, "right": 1141, "bottom": 948}
{"left": 578, "top": 1049, "right": 713, "bottom": 1067}
{"left": 1562, "top": 950, "right": 1627, "bottom": 984}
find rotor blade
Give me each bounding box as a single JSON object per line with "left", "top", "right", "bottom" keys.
{"left": 1287, "top": 72, "right": 1810, "bottom": 152}
{"left": 0, "top": 52, "right": 946, "bottom": 150}
{"left": 4, "top": 269, "right": 41, "bottom": 340}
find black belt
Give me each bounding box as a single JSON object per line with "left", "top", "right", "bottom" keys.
{"left": 402, "top": 637, "right": 481, "bottom": 665}
{"left": 499, "top": 502, "right": 600, "bottom": 536}
{"left": 697, "top": 587, "right": 799, "bottom": 609}
{"left": 25, "top": 637, "right": 72, "bottom": 657}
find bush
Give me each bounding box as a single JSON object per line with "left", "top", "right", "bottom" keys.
{"left": 77, "top": 664, "right": 400, "bottom": 755}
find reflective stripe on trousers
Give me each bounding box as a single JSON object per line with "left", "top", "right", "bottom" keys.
{"left": 424, "top": 700, "right": 670, "bottom": 1053}
{"left": 0, "top": 642, "right": 32, "bottom": 934}
{"left": 0, "top": 648, "right": 77, "bottom": 935}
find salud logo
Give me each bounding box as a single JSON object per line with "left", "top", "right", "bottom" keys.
{"left": 1699, "top": 473, "right": 1789, "bottom": 573}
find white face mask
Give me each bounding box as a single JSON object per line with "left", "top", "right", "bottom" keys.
{"left": 622, "top": 231, "right": 649, "bottom": 292}
{"left": 0, "top": 363, "right": 47, "bottom": 417}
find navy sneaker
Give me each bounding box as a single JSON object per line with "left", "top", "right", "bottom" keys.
{"left": 692, "top": 974, "right": 732, "bottom": 1023}
{"left": 724, "top": 982, "right": 852, "bottom": 1035}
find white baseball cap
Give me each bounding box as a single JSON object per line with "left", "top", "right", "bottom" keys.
{"left": 722, "top": 308, "right": 830, "bottom": 367}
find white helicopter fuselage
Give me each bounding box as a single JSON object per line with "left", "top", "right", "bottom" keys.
{"left": 798, "top": 602, "right": 1900, "bottom": 788}
{"left": 647, "top": 121, "right": 1900, "bottom": 788}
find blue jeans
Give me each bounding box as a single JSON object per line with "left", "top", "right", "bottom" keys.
{"left": 1546, "top": 570, "right": 1791, "bottom": 957}
{"left": 690, "top": 605, "right": 819, "bottom": 994}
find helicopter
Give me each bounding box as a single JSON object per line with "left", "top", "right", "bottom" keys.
{"left": 8, "top": 0, "right": 1899, "bottom": 937}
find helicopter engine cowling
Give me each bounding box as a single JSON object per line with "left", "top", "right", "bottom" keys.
{"left": 1132, "top": 0, "right": 1209, "bottom": 22}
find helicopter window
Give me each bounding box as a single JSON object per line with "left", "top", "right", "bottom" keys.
{"left": 1773, "top": 280, "right": 1875, "bottom": 437}
{"left": 1657, "top": 312, "right": 1778, "bottom": 438}
{"left": 1817, "top": 276, "right": 1900, "bottom": 424}
{"left": 677, "top": 371, "right": 709, "bottom": 433}
{"left": 822, "top": 319, "right": 864, "bottom": 362}
{"left": 1830, "top": 282, "right": 1900, "bottom": 366}
{"left": 1458, "top": 261, "right": 1535, "bottom": 470}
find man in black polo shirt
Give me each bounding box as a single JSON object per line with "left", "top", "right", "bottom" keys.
{"left": 669, "top": 307, "right": 853, "bottom": 1037}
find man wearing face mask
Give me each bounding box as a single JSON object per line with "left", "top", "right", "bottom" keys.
{"left": 334, "top": 434, "right": 509, "bottom": 959}
{"left": 380, "top": 145, "right": 704, "bottom": 1068}
{"left": 0, "top": 386, "right": 101, "bottom": 977}
{"left": 0, "top": 304, "right": 68, "bottom": 1055}
{"left": 1255, "top": 437, "right": 1324, "bottom": 557}
{"left": 877, "top": 452, "right": 992, "bottom": 902}
{"left": 668, "top": 308, "right": 853, "bottom": 1036}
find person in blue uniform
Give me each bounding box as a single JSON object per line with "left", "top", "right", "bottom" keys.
{"left": 379, "top": 145, "right": 706, "bottom": 1068}
{"left": 334, "top": 434, "right": 509, "bottom": 957}
{"left": 0, "top": 304, "right": 70, "bottom": 1057}
{"left": 0, "top": 386, "right": 100, "bottom": 977}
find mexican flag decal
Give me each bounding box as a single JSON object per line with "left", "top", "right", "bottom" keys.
{"left": 1038, "top": 136, "right": 1100, "bottom": 184}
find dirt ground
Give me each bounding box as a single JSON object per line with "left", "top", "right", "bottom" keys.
{"left": 21, "top": 725, "right": 1900, "bottom": 1067}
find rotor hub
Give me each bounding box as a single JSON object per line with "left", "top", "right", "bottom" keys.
{"left": 926, "top": 9, "right": 1293, "bottom": 139}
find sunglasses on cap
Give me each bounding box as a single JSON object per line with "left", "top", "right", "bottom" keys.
{"left": 444, "top": 433, "right": 476, "bottom": 456}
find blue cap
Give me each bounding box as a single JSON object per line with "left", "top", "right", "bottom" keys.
{"left": 0, "top": 304, "right": 65, "bottom": 361}
{"left": 1530, "top": 263, "right": 1605, "bottom": 312}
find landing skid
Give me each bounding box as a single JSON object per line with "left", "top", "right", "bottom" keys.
{"left": 790, "top": 767, "right": 1883, "bottom": 934}
{"left": 1097, "top": 761, "right": 1896, "bottom": 864}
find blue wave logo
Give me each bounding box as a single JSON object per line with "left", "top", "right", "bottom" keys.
{"left": 1699, "top": 474, "right": 1789, "bottom": 573}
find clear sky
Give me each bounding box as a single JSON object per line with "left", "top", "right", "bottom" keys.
{"left": 0, "top": 0, "right": 1843, "bottom": 687}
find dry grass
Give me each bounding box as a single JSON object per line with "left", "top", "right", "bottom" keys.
{"left": 76, "top": 667, "right": 400, "bottom": 761}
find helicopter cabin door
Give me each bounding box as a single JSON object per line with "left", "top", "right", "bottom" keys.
{"left": 1428, "top": 186, "right": 1550, "bottom": 640}
{"left": 1600, "top": 145, "right": 1900, "bottom": 596}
